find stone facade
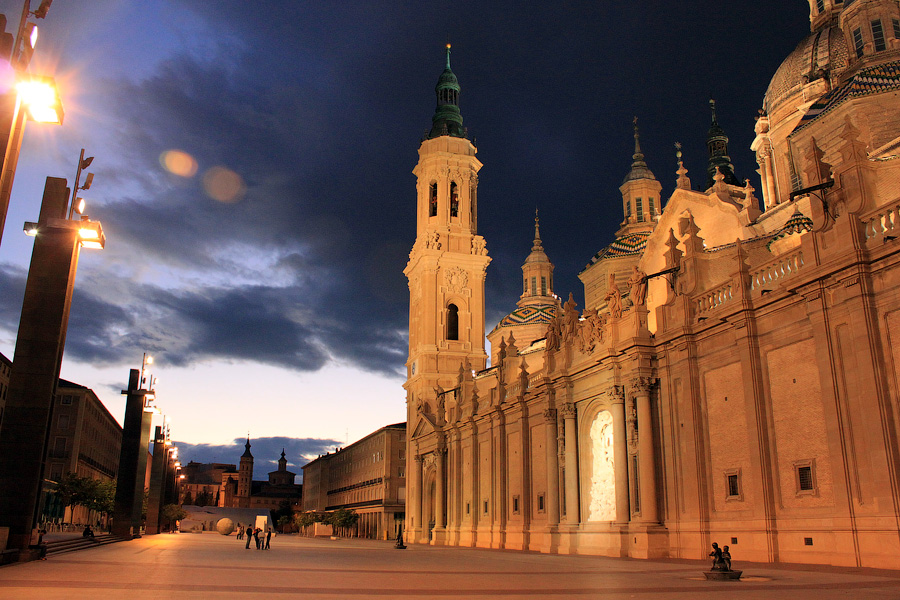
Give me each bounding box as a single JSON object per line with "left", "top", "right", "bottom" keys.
{"left": 404, "top": 2, "right": 900, "bottom": 568}
{"left": 301, "top": 423, "right": 406, "bottom": 539}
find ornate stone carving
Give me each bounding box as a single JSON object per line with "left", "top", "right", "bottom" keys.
{"left": 545, "top": 316, "right": 562, "bottom": 352}
{"left": 631, "top": 377, "right": 655, "bottom": 394}
{"left": 444, "top": 267, "right": 468, "bottom": 293}
{"left": 425, "top": 231, "right": 441, "bottom": 250}
{"left": 608, "top": 385, "right": 625, "bottom": 404}
{"left": 422, "top": 452, "right": 436, "bottom": 468}
{"left": 561, "top": 293, "right": 580, "bottom": 344}
{"left": 627, "top": 265, "right": 647, "bottom": 308}
{"left": 471, "top": 236, "right": 487, "bottom": 256}
{"left": 543, "top": 408, "right": 558, "bottom": 423}
{"left": 605, "top": 274, "right": 623, "bottom": 319}
{"left": 560, "top": 403, "right": 577, "bottom": 420}
{"left": 578, "top": 308, "right": 604, "bottom": 353}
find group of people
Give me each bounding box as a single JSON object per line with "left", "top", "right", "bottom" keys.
{"left": 236, "top": 524, "right": 272, "bottom": 550}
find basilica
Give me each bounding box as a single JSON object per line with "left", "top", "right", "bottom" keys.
{"left": 403, "top": 0, "right": 900, "bottom": 568}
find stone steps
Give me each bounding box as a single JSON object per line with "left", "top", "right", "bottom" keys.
{"left": 45, "top": 533, "right": 125, "bottom": 556}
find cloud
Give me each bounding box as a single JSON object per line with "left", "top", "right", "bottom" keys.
{"left": 173, "top": 436, "right": 340, "bottom": 480}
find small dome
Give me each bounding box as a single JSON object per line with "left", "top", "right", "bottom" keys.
{"left": 766, "top": 208, "right": 814, "bottom": 251}
{"left": 765, "top": 26, "right": 849, "bottom": 115}
{"left": 582, "top": 231, "right": 650, "bottom": 272}
{"left": 492, "top": 303, "right": 559, "bottom": 333}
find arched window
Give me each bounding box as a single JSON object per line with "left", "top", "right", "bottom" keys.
{"left": 450, "top": 182, "right": 459, "bottom": 217}
{"left": 447, "top": 304, "right": 459, "bottom": 340}
{"left": 429, "top": 182, "right": 438, "bottom": 217}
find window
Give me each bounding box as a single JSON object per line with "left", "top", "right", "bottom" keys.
{"left": 531, "top": 277, "right": 537, "bottom": 296}
{"left": 523, "top": 278, "right": 528, "bottom": 294}
{"left": 649, "top": 197, "right": 655, "bottom": 216}
{"left": 429, "top": 182, "right": 438, "bottom": 217}
{"left": 57, "top": 414, "right": 69, "bottom": 430}
{"left": 794, "top": 460, "right": 817, "bottom": 495}
{"left": 447, "top": 304, "right": 459, "bottom": 341}
{"left": 466, "top": 502, "right": 470, "bottom": 515}
{"left": 815, "top": 0, "right": 824, "bottom": 13}
{"left": 727, "top": 474, "right": 740, "bottom": 497}
{"left": 541, "top": 276, "right": 547, "bottom": 296}
{"left": 872, "top": 20, "right": 886, "bottom": 52}
{"left": 61, "top": 395, "right": 72, "bottom": 405}
{"left": 537, "top": 493, "right": 545, "bottom": 513}
{"left": 893, "top": 19, "right": 900, "bottom": 40}
{"left": 512, "top": 495, "right": 520, "bottom": 515}
{"left": 483, "top": 500, "right": 489, "bottom": 514}
{"left": 450, "top": 182, "right": 459, "bottom": 217}
{"left": 398, "top": 467, "right": 405, "bottom": 478}
{"left": 636, "top": 198, "right": 644, "bottom": 222}
{"left": 853, "top": 28, "right": 864, "bottom": 58}
{"left": 626, "top": 200, "right": 631, "bottom": 219}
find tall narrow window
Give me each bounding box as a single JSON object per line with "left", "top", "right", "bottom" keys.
{"left": 447, "top": 304, "right": 459, "bottom": 340}
{"left": 853, "top": 28, "right": 865, "bottom": 58}
{"left": 429, "top": 182, "right": 438, "bottom": 217}
{"left": 893, "top": 19, "right": 900, "bottom": 40}
{"left": 541, "top": 276, "right": 547, "bottom": 296}
{"left": 531, "top": 277, "right": 537, "bottom": 296}
{"left": 636, "top": 198, "right": 644, "bottom": 222}
{"left": 523, "top": 278, "right": 528, "bottom": 294}
{"left": 626, "top": 200, "right": 631, "bottom": 219}
{"left": 648, "top": 197, "right": 655, "bottom": 216}
{"left": 872, "top": 20, "right": 886, "bottom": 52}
{"left": 815, "top": 0, "right": 824, "bottom": 13}
{"left": 450, "top": 182, "right": 459, "bottom": 217}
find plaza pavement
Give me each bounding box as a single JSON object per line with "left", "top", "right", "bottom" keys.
{"left": 1, "top": 532, "right": 899, "bottom": 599}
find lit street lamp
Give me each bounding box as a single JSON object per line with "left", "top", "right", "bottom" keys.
{"left": 0, "top": 1, "right": 63, "bottom": 250}
{"left": 0, "top": 151, "right": 105, "bottom": 554}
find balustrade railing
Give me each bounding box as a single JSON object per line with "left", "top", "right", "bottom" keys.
{"left": 750, "top": 250, "right": 804, "bottom": 291}
{"left": 696, "top": 282, "right": 734, "bottom": 314}
{"left": 863, "top": 204, "right": 900, "bottom": 241}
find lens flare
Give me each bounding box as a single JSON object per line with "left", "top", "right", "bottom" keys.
{"left": 202, "top": 166, "right": 245, "bottom": 203}
{"left": 159, "top": 150, "right": 198, "bottom": 177}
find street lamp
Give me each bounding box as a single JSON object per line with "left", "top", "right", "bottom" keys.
{"left": 0, "top": 1, "right": 63, "bottom": 249}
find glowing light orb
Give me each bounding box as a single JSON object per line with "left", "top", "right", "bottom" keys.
{"left": 202, "top": 166, "right": 245, "bottom": 203}
{"left": 159, "top": 150, "right": 198, "bottom": 177}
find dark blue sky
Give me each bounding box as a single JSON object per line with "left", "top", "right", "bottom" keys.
{"left": 0, "top": 1, "right": 812, "bottom": 452}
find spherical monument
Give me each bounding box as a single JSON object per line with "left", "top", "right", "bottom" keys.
{"left": 216, "top": 518, "right": 235, "bottom": 535}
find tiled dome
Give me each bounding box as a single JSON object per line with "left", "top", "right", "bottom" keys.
{"left": 765, "top": 26, "right": 849, "bottom": 114}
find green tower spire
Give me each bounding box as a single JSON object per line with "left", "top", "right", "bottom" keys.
{"left": 705, "top": 99, "right": 740, "bottom": 189}
{"left": 427, "top": 44, "right": 466, "bottom": 139}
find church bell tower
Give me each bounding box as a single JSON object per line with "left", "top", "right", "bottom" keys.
{"left": 404, "top": 44, "right": 490, "bottom": 425}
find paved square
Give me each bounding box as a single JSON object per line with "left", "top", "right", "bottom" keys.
{"left": 1, "top": 533, "right": 900, "bottom": 599}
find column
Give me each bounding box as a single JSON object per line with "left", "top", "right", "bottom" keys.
{"left": 561, "top": 403, "right": 579, "bottom": 524}
{"left": 764, "top": 147, "right": 777, "bottom": 207}
{"left": 543, "top": 409, "right": 560, "bottom": 526}
{"left": 633, "top": 378, "right": 659, "bottom": 523}
{"left": 411, "top": 454, "right": 423, "bottom": 536}
{"left": 610, "top": 387, "right": 630, "bottom": 524}
{"left": 435, "top": 448, "right": 445, "bottom": 529}
{"left": 111, "top": 369, "right": 154, "bottom": 539}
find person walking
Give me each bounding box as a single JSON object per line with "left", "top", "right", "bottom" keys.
{"left": 265, "top": 528, "right": 272, "bottom": 550}
{"left": 245, "top": 526, "right": 252, "bottom": 549}
{"left": 254, "top": 527, "right": 261, "bottom": 550}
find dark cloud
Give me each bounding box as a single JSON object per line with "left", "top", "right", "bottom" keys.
{"left": 2, "top": 2, "right": 811, "bottom": 380}
{"left": 173, "top": 436, "right": 340, "bottom": 480}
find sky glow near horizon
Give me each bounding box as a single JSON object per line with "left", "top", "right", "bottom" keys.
{"left": 0, "top": 1, "right": 809, "bottom": 464}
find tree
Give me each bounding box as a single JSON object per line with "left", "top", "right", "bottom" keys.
{"left": 272, "top": 500, "right": 293, "bottom": 529}
{"left": 294, "top": 512, "right": 317, "bottom": 535}
{"left": 182, "top": 490, "right": 193, "bottom": 505}
{"left": 160, "top": 504, "right": 187, "bottom": 531}
{"left": 277, "top": 515, "right": 294, "bottom": 533}
{"left": 55, "top": 473, "right": 98, "bottom": 521}
{"left": 194, "top": 490, "right": 212, "bottom": 506}
{"left": 326, "top": 508, "right": 359, "bottom": 537}
{"left": 87, "top": 480, "right": 116, "bottom": 518}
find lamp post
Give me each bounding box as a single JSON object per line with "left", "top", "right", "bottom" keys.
{"left": 0, "top": 153, "right": 104, "bottom": 554}
{"left": 0, "top": 1, "right": 63, "bottom": 250}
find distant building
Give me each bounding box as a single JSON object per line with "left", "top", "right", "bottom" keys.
{"left": 179, "top": 461, "right": 235, "bottom": 506}
{"left": 302, "top": 423, "right": 406, "bottom": 539}
{"left": 216, "top": 438, "right": 302, "bottom": 513}
{"left": 44, "top": 379, "right": 123, "bottom": 524}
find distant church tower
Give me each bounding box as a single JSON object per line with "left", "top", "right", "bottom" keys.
{"left": 237, "top": 437, "right": 253, "bottom": 508}
{"left": 403, "top": 45, "right": 490, "bottom": 542}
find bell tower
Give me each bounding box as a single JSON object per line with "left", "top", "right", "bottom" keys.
{"left": 404, "top": 44, "right": 490, "bottom": 420}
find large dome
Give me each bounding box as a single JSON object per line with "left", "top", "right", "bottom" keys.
{"left": 765, "top": 25, "right": 849, "bottom": 114}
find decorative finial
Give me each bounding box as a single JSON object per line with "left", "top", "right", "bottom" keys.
{"left": 446, "top": 42, "right": 452, "bottom": 69}
{"left": 675, "top": 142, "right": 691, "bottom": 190}
{"left": 633, "top": 116, "right": 643, "bottom": 156}
{"left": 710, "top": 99, "right": 718, "bottom": 125}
